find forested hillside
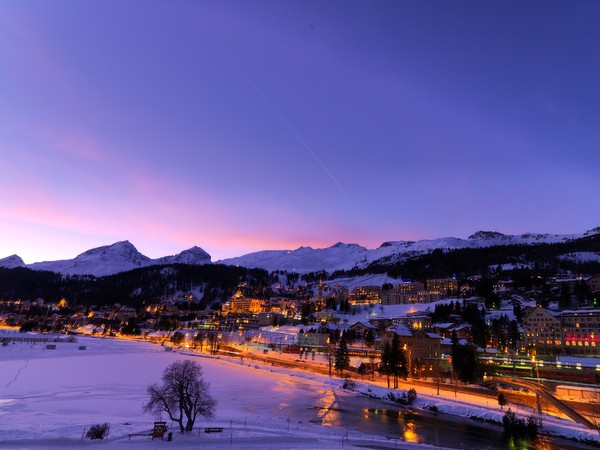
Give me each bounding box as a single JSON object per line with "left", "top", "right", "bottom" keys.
{"left": 332, "top": 233, "right": 600, "bottom": 280}
{"left": 0, "top": 264, "right": 271, "bottom": 308}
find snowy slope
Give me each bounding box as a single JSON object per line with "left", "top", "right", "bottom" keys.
{"left": 27, "top": 241, "right": 152, "bottom": 277}
{"left": 558, "top": 252, "right": 600, "bottom": 264}
{"left": 0, "top": 254, "right": 25, "bottom": 269}
{"left": 153, "top": 246, "right": 211, "bottom": 265}
{"left": 219, "top": 242, "right": 369, "bottom": 273}
{"left": 219, "top": 228, "right": 600, "bottom": 273}
{"left": 2, "top": 227, "right": 598, "bottom": 276}
{"left": 24, "top": 241, "right": 212, "bottom": 277}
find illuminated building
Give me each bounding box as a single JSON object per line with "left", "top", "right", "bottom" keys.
{"left": 561, "top": 310, "right": 600, "bottom": 356}
{"left": 222, "top": 290, "right": 265, "bottom": 315}
{"left": 523, "top": 307, "right": 600, "bottom": 356}
{"left": 425, "top": 278, "right": 458, "bottom": 296}
{"left": 349, "top": 286, "right": 381, "bottom": 304}
{"left": 522, "top": 307, "right": 561, "bottom": 355}
{"left": 381, "top": 282, "right": 424, "bottom": 305}
{"left": 380, "top": 325, "right": 442, "bottom": 369}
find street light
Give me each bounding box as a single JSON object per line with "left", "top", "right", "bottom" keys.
{"left": 403, "top": 344, "right": 412, "bottom": 377}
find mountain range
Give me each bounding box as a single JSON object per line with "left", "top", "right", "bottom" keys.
{"left": 1, "top": 228, "right": 599, "bottom": 277}
{"left": 0, "top": 241, "right": 211, "bottom": 277}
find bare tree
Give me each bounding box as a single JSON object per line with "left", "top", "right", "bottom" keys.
{"left": 144, "top": 360, "right": 216, "bottom": 433}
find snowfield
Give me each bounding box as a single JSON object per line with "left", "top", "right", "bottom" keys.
{"left": 0, "top": 336, "right": 434, "bottom": 449}
{"left": 1, "top": 334, "right": 598, "bottom": 449}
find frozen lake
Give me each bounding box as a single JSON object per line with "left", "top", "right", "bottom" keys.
{"left": 0, "top": 336, "right": 418, "bottom": 448}
{"left": 0, "top": 335, "right": 596, "bottom": 449}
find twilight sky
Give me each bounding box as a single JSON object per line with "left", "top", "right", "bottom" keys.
{"left": 1, "top": 1, "right": 599, "bottom": 263}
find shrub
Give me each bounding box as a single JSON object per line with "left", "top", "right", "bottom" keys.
{"left": 502, "top": 409, "right": 538, "bottom": 438}
{"left": 406, "top": 388, "right": 417, "bottom": 404}
{"left": 342, "top": 379, "right": 356, "bottom": 390}
{"left": 86, "top": 423, "right": 110, "bottom": 440}
{"left": 398, "top": 388, "right": 418, "bottom": 405}
{"left": 389, "top": 388, "right": 419, "bottom": 406}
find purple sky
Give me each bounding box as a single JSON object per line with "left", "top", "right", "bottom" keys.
{"left": 1, "top": 1, "right": 599, "bottom": 263}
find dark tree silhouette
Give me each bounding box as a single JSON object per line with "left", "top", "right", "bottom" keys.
{"left": 144, "top": 360, "right": 216, "bottom": 433}
{"left": 170, "top": 331, "right": 185, "bottom": 346}
{"left": 451, "top": 343, "right": 481, "bottom": 384}
{"left": 334, "top": 335, "right": 350, "bottom": 376}
{"left": 498, "top": 392, "right": 508, "bottom": 409}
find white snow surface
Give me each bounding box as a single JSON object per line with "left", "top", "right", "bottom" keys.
{"left": 558, "top": 252, "right": 600, "bottom": 264}
{"left": 336, "top": 299, "right": 463, "bottom": 323}
{"left": 0, "top": 333, "right": 597, "bottom": 449}
{"left": 0, "top": 254, "right": 25, "bottom": 268}
{"left": 218, "top": 229, "right": 599, "bottom": 273}
{"left": 322, "top": 273, "right": 402, "bottom": 289}
{"left": 1, "top": 228, "right": 598, "bottom": 276}
{"left": 20, "top": 241, "right": 211, "bottom": 277}
{"left": 0, "top": 334, "right": 435, "bottom": 449}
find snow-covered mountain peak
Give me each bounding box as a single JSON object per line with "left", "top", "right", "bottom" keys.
{"left": 0, "top": 254, "right": 25, "bottom": 269}
{"left": 330, "top": 242, "right": 366, "bottom": 250}
{"left": 378, "top": 240, "right": 416, "bottom": 249}
{"left": 186, "top": 245, "right": 211, "bottom": 256}
{"left": 77, "top": 240, "right": 150, "bottom": 264}
{"left": 4, "top": 227, "right": 597, "bottom": 276}
{"left": 25, "top": 241, "right": 151, "bottom": 276}
{"left": 154, "top": 246, "right": 211, "bottom": 265}
{"left": 468, "top": 231, "right": 508, "bottom": 241}
{"left": 23, "top": 241, "right": 210, "bottom": 277}
{"left": 219, "top": 241, "right": 370, "bottom": 273}
{"left": 218, "top": 229, "right": 598, "bottom": 273}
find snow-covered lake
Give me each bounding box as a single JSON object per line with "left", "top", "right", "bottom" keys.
{"left": 0, "top": 335, "right": 425, "bottom": 449}
{"left": 1, "top": 335, "right": 598, "bottom": 449}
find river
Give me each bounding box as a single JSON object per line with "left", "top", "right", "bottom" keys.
{"left": 271, "top": 379, "right": 596, "bottom": 450}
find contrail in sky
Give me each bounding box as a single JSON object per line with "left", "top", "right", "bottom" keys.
{"left": 205, "top": 33, "right": 345, "bottom": 192}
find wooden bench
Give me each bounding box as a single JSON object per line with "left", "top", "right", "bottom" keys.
{"left": 204, "top": 427, "right": 224, "bottom": 433}
{"left": 152, "top": 422, "right": 168, "bottom": 440}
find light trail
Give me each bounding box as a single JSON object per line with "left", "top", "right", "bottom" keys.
{"left": 204, "top": 30, "right": 344, "bottom": 192}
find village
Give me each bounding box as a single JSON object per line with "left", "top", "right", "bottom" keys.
{"left": 3, "top": 273, "right": 600, "bottom": 387}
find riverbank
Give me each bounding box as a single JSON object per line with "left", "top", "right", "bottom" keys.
{"left": 204, "top": 339, "right": 600, "bottom": 448}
